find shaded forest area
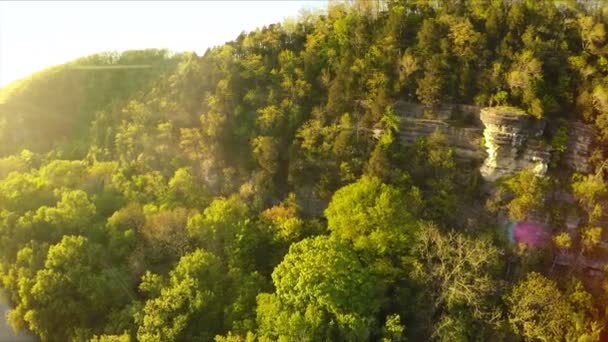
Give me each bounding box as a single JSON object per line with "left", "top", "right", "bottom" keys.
{"left": 1, "top": 1, "right": 608, "bottom": 341}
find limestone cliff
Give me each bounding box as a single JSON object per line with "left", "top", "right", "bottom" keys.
{"left": 479, "top": 107, "right": 550, "bottom": 181}
{"left": 397, "top": 118, "right": 485, "bottom": 162}
{"left": 393, "top": 103, "right": 596, "bottom": 181}
{"left": 562, "top": 121, "right": 594, "bottom": 173}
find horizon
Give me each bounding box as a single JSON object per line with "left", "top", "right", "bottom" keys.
{"left": 0, "top": 1, "right": 327, "bottom": 87}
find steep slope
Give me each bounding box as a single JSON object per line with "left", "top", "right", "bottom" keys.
{"left": 0, "top": 49, "right": 179, "bottom": 157}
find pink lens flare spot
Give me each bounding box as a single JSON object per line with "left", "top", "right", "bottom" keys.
{"left": 513, "top": 221, "right": 550, "bottom": 247}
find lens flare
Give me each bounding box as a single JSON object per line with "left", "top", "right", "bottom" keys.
{"left": 508, "top": 221, "right": 550, "bottom": 247}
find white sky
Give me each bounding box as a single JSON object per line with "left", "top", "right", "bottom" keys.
{"left": 0, "top": 1, "right": 327, "bottom": 86}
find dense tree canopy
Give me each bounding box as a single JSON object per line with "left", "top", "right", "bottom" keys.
{"left": 1, "top": 1, "right": 608, "bottom": 341}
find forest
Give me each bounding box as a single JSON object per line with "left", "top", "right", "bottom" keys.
{"left": 1, "top": 0, "right": 608, "bottom": 341}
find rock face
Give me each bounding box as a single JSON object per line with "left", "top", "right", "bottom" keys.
{"left": 393, "top": 100, "right": 481, "bottom": 123}
{"left": 562, "top": 121, "right": 595, "bottom": 173}
{"left": 299, "top": 104, "right": 596, "bottom": 217}
{"left": 397, "top": 118, "right": 486, "bottom": 161}
{"left": 391, "top": 103, "right": 595, "bottom": 181}
{"left": 479, "top": 107, "right": 551, "bottom": 181}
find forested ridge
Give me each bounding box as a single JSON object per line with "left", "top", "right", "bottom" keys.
{"left": 2, "top": 1, "right": 608, "bottom": 341}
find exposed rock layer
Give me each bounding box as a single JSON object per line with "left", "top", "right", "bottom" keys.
{"left": 479, "top": 107, "right": 550, "bottom": 181}
{"left": 562, "top": 121, "right": 594, "bottom": 173}
{"left": 392, "top": 103, "right": 596, "bottom": 181}
{"left": 397, "top": 118, "right": 486, "bottom": 162}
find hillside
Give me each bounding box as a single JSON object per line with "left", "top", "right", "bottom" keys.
{"left": 1, "top": 1, "right": 608, "bottom": 341}
{"left": 0, "top": 49, "right": 179, "bottom": 157}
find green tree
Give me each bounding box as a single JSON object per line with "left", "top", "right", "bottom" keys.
{"left": 137, "top": 249, "right": 224, "bottom": 342}
{"left": 257, "top": 236, "right": 381, "bottom": 341}
{"left": 11, "top": 236, "right": 131, "bottom": 342}
{"left": 501, "top": 168, "right": 548, "bottom": 221}
{"left": 324, "top": 176, "right": 421, "bottom": 256}
{"left": 187, "top": 196, "right": 249, "bottom": 259}
{"left": 572, "top": 172, "right": 608, "bottom": 224}
{"left": 165, "top": 167, "right": 209, "bottom": 208}
{"left": 506, "top": 272, "right": 602, "bottom": 341}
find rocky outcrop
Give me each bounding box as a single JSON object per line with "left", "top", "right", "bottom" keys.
{"left": 394, "top": 100, "right": 482, "bottom": 123}
{"left": 479, "top": 107, "right": 551, "bottom": 181}
{"left": 562, "top": 122, "right": 595, "bottom": 173}
{"left": 397, "top": 118, "right": 486, "bottom": 161}
{"left": 392, "top": 103, "right": 595, "bottom": 181}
